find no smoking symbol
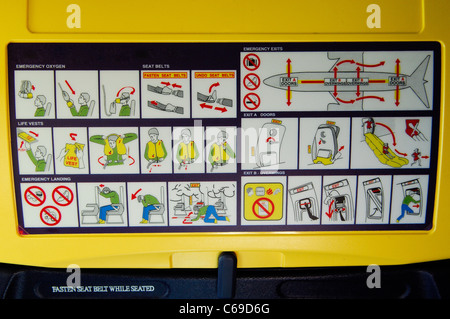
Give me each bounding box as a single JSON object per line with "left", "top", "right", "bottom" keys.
{"left": 40, "top": 206, "right": 61, "bottom": 226}
{"left": 243, "top": 93, "right": 261, "bottom": 110}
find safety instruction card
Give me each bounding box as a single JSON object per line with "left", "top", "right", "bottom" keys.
{"left": 8, "top": 42, "right": 440, "bottom": 234}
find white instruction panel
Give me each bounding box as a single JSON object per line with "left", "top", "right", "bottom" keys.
{"left": 8, "top": 42, "right": 440, "bottom": 234}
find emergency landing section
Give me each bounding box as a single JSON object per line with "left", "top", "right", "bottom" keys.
{"left": 8, "top": 42, "right": 440, "bottom": 235}
{"left": 241, "top": 50, "right": 434, "bottom": 112}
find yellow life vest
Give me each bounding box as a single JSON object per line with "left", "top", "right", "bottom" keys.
{"left": 179, "top": 141, "right": 196, "bottom": 160}
{"left": 211, "top": 143, "right": 230, "bottom": 162}
{"left": 104, "top": 135, "right": 126, "bottom": 155}
{"left": 64, "top": 144, "right": 79, "bottom": 168}
{"left": 147, "top": 140, "right": 165, "bottom": 159}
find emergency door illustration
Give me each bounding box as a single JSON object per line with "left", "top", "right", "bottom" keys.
{"left": 241, "top": 118, "right": 298, "bottom": 171}
{"left": 287, "top": 176, "right": 322, "bottom": 225}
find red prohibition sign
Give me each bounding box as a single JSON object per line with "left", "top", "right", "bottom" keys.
{"left": 243, "top": 73, "right": 261, "bottom": 91}
{"left": 52, "top": 186, "right": 74, "bottom": 207}
{"left": 24, "top": 186, "right": 46, "bottom": 207}
{"left": 243, "top": 53, "right": 261, "bottom": 71}
{"left": 252, "top": 197, "right": 275, "bottom": 219}
{"left": 40, "top": 206, "right": 61, "bottom": 226}
{"left": 243, "top": 93, "right": 261, "bottom": 110}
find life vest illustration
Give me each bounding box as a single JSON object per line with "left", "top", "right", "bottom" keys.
{"left": 147, "top": 140, "right": 166, "bottom": 159}
{"left": 256, "top": 119, "right": 286, "bottom": 167}
{"left": 64, "top": 143, "right": 84, "bottom": 168}
{"left": 178, "top": 141, "right": 197, "bottom": 160}
{"left": 211, "top": 143, "right": 230, "bottom": 162}
{"left": 104, "top": 134, "right": 127, "bottom": 156}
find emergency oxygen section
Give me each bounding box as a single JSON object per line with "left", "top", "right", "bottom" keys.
{"left": 8, "top": 42, "right": 440, "bottom": 234}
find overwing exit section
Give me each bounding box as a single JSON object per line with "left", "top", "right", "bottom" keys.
{"left": 263, "top": 52, "right": 431, "bottom": 111}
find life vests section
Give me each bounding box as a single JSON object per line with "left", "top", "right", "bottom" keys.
{"left": 9, "top": 42, "right": 440, "bottom": 234}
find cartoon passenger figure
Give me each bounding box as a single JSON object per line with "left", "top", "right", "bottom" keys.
{"left": 411, "top": 148, "right": 422, "bottom": 166}
{"left": 144, "top": 128, "right": 167, "bottom": 168}
{"left": 208, "top": 130, "right": 235, "bottom": 172}
{"left": 90, "top": 133, "right": 138, "bottom": 168}
{"left": 397, "top": 191, "right": 421, "bottom": 222}
{"left": 138, "top": 194, "right": 161, "bottom": 224}
{"left": 116, "top": 92, "right": 135, "bottom": 117}
{"left": 191, "top": 205, "right": 229, "bottom": 224}
{"left": 59, "top": 83, "right": 94, "bottom": 117}
{"left": 98, "top": 187, "right": 121, "bottom": 224}
{"left": 24, "top": 142, "right": 51, "bottom": 172}
{"left": 34, "top": 95, "right": 51, "bottom": 117}
{"left": 176, "top": 129, "right": 199, "bottom": 169}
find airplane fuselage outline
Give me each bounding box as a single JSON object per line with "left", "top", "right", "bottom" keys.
{"left": 265, "top": 71, "right": 409, "bottom": 93}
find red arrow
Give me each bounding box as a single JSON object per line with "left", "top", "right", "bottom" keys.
{"left": 339, "top": 146, "right": 344, "bottom": 152}
{"left": 183, "top": 212, "right": 193, "bottom": 224}
{"left": 395, "top": 59, "right": 401, "bottom": 76}
{"left": 375, "top": 122, "right": 396, "bottom": 145}
{"left": 333, "top": 85, "right": 338, "bottom": 97}
{"left": 333, "top": 67, "right": 338, "bottom": 78}
{"left": 421, "top": 155, "right": 429, "bottom": 159}
{"left": 356, "top": 96, "right": 385, "bottom": 102}
{"left": 131, "top": 188, "right": 142, "bottom": 200}
{"left": 116, "top": 86, "right": 136, "bottom": 97}
{"left": 200, "top": 103, "right": 213, "bottom": 109}
{"left": 172, "top": 83, "right": 182, "bottom": 89}
{"left": 356, "top": 85, "right": 360, "bottom": 97}
{"left": 287, "top": 58, "right": 292, "bottom": 77}
{"left": 161, "top": 81, "right": 171, "bottom": 86}
{"left": 150, "top": 100, "right": 158, "bottom": 105}
{"left": 32, "top": 85, "right": 35, "bottom": 91}
{"left": 215, "top": 106, "right": 227, "bottom": 113}
{"left": 395, "top": 85, "right": 400, "bottom": 106}
{"left": 326, "top": 200, "right": 335, "bottom": 218}
{"left": 287, "top": 86, "right": 292, "bottom": 106}
{"left": 209, "top": 82, "right": 220, "bottom": 93}
{"left": 29, "top": 131, "right": 39, "bottom": 137}
{"left": 65, "top": 80, "right": 75, "bottom": 95}
{"left": 336, "top": 97, "right": 355, "bottom": 104}
{"left": 413, "top": 204, "right": 420, "bottom": 208}
{"left": 395, "top": 149, "right": 408, "bottom": 156}
{"left": 301, "top": 80, "right": 325, "bottom": 84}
{"left": 356, "top": 66, "right": 361, "bottom": 78}
{"left": 356, "top": 61, "right": 385, "bottom": 68}
{"left": 336, "top": 59, "right": 355, "bottom": 66}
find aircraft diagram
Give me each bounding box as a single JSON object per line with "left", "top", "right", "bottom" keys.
{"left": 261, "top": 52, "right": 432, "bottom": 111}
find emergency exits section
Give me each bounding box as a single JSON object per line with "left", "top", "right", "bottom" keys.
{"left": 8, "top": 42, "right": 440, "bottom": 235}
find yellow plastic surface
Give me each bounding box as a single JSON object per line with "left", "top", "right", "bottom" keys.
{"left": 0, "top": 0, "right": 449, "bottom": 269}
